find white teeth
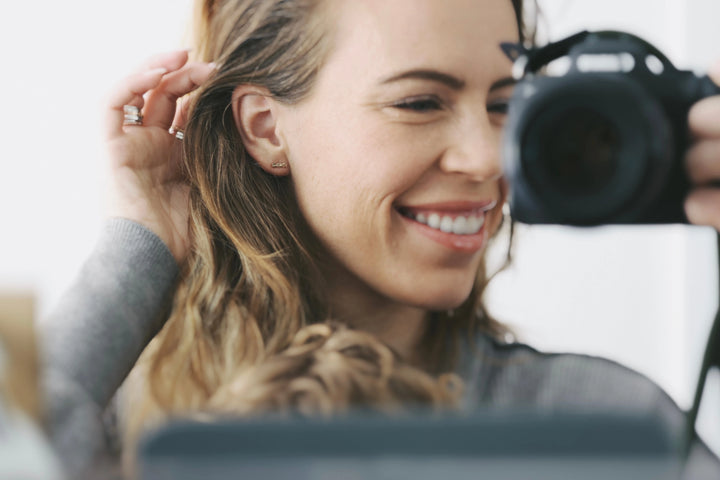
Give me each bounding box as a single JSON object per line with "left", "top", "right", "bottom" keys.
{"left": 408, "top": 211, "right": 485, "bottom": 235}
{"left": 452, "top": 216, "right": 468, "bottom": 234}
{"left": 472, "top": 215, "right": 485, "bottom": 232}
{"left": 440, "top": 216, "right": 454, "bottom": 232}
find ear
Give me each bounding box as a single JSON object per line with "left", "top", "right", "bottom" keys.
{"left": 231, "top": 85, "right": 289, "bottom": 175}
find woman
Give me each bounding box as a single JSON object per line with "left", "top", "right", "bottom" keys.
{"left": 41, "top": 0, "right": 720, "bottom": 477}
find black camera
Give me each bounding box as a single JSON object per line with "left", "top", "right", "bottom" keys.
{"left": 502, "top": 31, "right": 720, "bottom": 226}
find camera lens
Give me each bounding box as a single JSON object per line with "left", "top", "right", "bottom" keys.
{"left": 507, "top": 75, "right": 675, "bottom": 225}
{"left": 543, "top": 108, "right": 620, "bottom": 194}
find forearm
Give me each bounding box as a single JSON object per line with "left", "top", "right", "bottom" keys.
{"left": 38, "top": 218, "right": 179, "bottom": 475}
{"left": 40, "top": 218, "right": 179, "bottom": 407}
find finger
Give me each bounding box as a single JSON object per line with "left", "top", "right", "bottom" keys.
{"left": 104, "top": 50, "right": 192, "bottom": 137}
{"left": 169, "top": 85, "right": 203, "bottom": 134}
{"left": 133, "top": 49, "right": 190, "bottom": 75}
{"left": 142, "top": 62, "right": 216, "bottom": 128}
{"left": 685, "top": 188, "right": 720, "bottom": 230}
{"left": 167, "top": 97, "right": 190, "bottom": 145}
{"left": 171, "top": 96, "right": 189, "bottom": 133}
{"left": 105, "top": 68, "right": 167, "bottom": 139}
{"left": 689, "top": 95, "right": 720, "bottom": 138}
{"left": 686, "top": 139, "right": 720, "bottom": 184}
{"left": 708, "top": 60, "right": 720, "bottom": 87}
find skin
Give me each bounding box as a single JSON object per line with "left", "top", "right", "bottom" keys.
{"left": 686, "top": 63, "right": 720, "bottom": 226}
{"left": 105, "top": 51, "right": 216, "bottom": 263}
{"left": 106, "top": 3, "right": 720, "bottom": 361}
{"left": 270, "top": 0, "right": 516, "bottom": 357}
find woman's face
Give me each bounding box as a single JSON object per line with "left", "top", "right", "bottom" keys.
{"left": 277, "top": 0, "right": 517, "bottom": 313}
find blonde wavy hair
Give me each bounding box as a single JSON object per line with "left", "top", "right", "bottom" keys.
{"left": 124, "top": 0, "right": 536, "bottom": 461}
{"left": 206, "top": 322, "right": 463, "bottom": 417}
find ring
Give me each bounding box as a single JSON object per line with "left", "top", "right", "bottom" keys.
{"left": 169, "top": 126, "right": 185, "bottom": 140}
{"left": 123, "top": 105, "right": 143, "bottom": 126}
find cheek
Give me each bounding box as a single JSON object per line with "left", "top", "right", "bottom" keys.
{"left": 288, "top": 112, "right": 437, "bottom": 214}
{"left": 283, "top": 123, "right": 383, "bottom": 251}
{"left": 487, "top": 179, "right": 509, "bottom": 235}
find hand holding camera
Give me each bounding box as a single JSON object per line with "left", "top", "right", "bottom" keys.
{"left": 503, "top": 31, "right": 720, "bottom": 227}
{"left": 686, "top": 64, "right": 720, "bottom": 231}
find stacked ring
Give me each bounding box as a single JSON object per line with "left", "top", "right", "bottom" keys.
{"left": 123, "top": 105, "right": 143, "bottom": 126}
{"left": 169, "top": 126, "right": 185, "bottom": 140}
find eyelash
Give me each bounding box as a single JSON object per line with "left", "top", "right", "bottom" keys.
{"left": 487, "top": 99, "right": 510, "bottom": 115}
{"left": 391, "top": 97, "right": 511, "bottom": 115}
{"left": 391, "top": 96, "right": 443, "bottom": 112}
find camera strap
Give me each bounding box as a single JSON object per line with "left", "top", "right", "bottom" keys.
{"left": 500, "top": 31, "right": 590, "bottom": 79}
{"left": 683, "top": 233, "right": 720, "bottom": 461}
{"left": 500, "top": 30, "right": 680, "bottom": 82}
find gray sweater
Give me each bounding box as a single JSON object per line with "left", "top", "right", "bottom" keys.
{"left": 39, "top": 219, "right": 720, "bottom": 479}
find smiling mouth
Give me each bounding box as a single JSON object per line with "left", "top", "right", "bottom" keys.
{"left": 397, "top": 207, "right": 487, "bottom": 236}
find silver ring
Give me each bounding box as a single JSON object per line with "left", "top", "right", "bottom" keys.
{"left": 169, "top": 126, "right": 184, "bottom": 140}
{"left": 123, "top": 105, "right": 143, "bottom": 126}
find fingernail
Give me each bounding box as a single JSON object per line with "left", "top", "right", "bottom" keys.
{"left": 208, "top": 62, "right": 219, "bottom": 70}
{"left": 146, "top": 67, "right": 168, "bottom": 76}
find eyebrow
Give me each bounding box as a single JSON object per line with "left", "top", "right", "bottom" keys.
{"left": 380, "top": 69, "right": 516, "bottom": 92}
{"left": 489, "top": 76, "right": 517, "bottom": 91}
{"left": 380, "top": 69, "right": 465, "bottom": 89}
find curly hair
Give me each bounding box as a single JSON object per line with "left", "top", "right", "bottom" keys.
{"left": 206, "top": 322, "right": 463, "bottom": 417}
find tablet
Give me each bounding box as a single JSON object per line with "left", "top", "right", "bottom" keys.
{"left": 137, "top": 411, "right": 681, "bottom": 480}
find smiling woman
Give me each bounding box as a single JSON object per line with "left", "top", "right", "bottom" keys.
{"left": 35, "top": 0, "right": 720, "bottom": 479}
{"left": 124, "top": 1, "right": 523, "bottom": 433}
{"left": 273, "top": 0, "right": 515, "bottom": 318}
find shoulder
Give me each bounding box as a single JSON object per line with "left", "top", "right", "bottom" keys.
{"left": 458, "top": 334, "right": 683, "bottom": 424}
{"left": 457, "top": 334, "right": 720, "bottom": 478}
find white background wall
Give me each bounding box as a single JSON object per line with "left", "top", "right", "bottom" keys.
{"left": 0, "top": 0, "right": 717, "bottom": 457}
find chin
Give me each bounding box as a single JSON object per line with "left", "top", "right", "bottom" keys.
{"left": 405, "top": 284, "right": 475, "bottom": 312}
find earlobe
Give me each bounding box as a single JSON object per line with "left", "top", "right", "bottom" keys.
{"left": 232, "top": 85, "right": 290, "bottom": 175}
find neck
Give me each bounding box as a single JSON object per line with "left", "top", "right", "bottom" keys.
{"left": 325, "top": 283, "right": 428, "bottom": 364}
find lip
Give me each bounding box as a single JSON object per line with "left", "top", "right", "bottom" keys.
{"left": 398, "top": 200, "right": 497, "bottom": 217}
{"left": 395, "top": 200, "right": 496, "bottom": 253}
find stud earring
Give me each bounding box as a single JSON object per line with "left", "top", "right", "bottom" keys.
{"left": 271, "top": 162, "right": 288, "bottom": 168}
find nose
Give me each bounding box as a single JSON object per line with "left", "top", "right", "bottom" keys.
{"left": 438, "top": 113, "right": 503, "bottom": 181}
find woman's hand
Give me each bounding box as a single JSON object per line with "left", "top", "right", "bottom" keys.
{"left": 685, "top": 65, "right": 720, "bottom": 232}
{"left": 105, "top": 50, "right": 215, "bottom": 263}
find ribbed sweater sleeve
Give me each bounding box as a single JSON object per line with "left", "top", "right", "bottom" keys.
{"left": 39, "top": 218, "right": 179, "bottom": 477}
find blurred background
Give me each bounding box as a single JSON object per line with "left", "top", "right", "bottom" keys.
{"left": 0, "top": 0, "right": 718, "bottom": 457}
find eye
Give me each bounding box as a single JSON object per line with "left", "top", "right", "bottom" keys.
{"left": 487, "top": 99, "right": 510, "bottom": 115}
{"left": 391, "top": 95, "right": 443, "bottom": 112}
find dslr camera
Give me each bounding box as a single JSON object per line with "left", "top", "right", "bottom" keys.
{"left": 502, "top": 30, "right": 720, "bottom": 226}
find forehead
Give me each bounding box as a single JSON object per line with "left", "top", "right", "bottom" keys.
{"left": 322, "top": 0, "right": 518, "bottom": 82}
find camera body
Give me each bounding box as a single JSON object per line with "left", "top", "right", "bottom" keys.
{"left": 503, "top": 31, "right": 720, "bottom": 226}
